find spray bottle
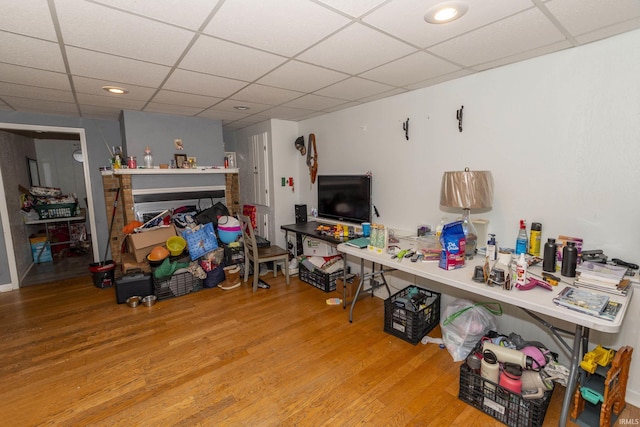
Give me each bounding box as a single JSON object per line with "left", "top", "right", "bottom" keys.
{"left": 515, "top": 220, "right": 528, "bottom": 255}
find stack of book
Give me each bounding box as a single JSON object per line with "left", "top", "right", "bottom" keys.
{"left": 574, "top": 261, "right": 630, "bottom": 296}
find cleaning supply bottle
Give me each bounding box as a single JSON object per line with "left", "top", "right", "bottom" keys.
{"left": 143, "top": 146, "right": 153, "bottom": 168}
{"left": 529, "top": 222, "right": 542, "bottom": 256}
{"left": 516, "top": 253, "right": 527, "bottom": 287}
{"left": 487, "top": 234, "right": 497, "bottom": 262}
{"left": 543, "top": 238, "right": 557, "bottom": 272}
{"left": 515, "top": 220, "right": 528, "bottom": 255}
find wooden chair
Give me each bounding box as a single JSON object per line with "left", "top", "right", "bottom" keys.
{"left": 238, "top": 215, "right": 290, "bottom": 292}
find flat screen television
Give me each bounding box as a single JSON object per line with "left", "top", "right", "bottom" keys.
{"left": 317, "top": 174, "right": 372, "bottom": 224}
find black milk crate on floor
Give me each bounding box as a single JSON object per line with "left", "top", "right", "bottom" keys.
{"left": 153, "top": 271, "right": 203, "bottom": 301}
{"left": 458, "top": 363, "right": 553, "bottom": 427}
{"left": 383, "top": 285, "right": 440, "bottom": 345}
{"left": 299, "top": 263, "right": 342, "bottom": 292}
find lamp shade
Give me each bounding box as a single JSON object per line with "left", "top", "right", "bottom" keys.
{"left": 440, "top": 168, "right": 494, "bottom": 209}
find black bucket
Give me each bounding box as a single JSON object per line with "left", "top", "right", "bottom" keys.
{"left": 89, "top": 260, "right": 116, "bottom": 288}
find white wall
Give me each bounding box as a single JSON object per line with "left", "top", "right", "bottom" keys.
{"left": 289, "top": 29, "right": 640, "bottom": 405}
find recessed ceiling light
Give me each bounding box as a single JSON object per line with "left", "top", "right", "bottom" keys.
{"left": 234, "top": 106, "right": 250, "bottom": 111}
{"left": 424, "top": 1, "right": 468, "bottom": 24}
{"left": 102, "top": 85, "right": 129, "bottom": 94}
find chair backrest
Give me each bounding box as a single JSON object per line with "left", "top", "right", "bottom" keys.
{"left": 238, "top": 214, "right": 258, "bottom": 258}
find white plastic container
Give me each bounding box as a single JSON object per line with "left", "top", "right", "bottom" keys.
{"left": 515, "top": 253, "right": 527, "bottom": 287}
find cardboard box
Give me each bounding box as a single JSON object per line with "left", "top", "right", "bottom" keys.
{"left": 128, "top": 225, "right": 177, "bottom": 262}
{"left": 303, "top": 237, "right": 338, "bottom": 257}
{"left": 30, "top": 236, "right": 53, "bottom": 263}
{"left": 336, "top": 274, "right": 360, "bottom": 299}
{"left": 120, "top": 252, "right": 151, "bottom": 274}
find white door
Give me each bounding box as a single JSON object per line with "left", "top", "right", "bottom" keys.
{"left": 250, "top": 132, "right": 269, "bottom": 207}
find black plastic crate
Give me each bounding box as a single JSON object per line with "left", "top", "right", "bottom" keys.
{"left": 383, "top": 285, "right": 440, "bottom": 345}
{"left": 153, "top": 271, "right": 202, "bottom": 301}
{"left": 458, "top": 363, "right": 553, "bottom": 427}
{"left": 299, "top": 263, "right": 342, "bottom": 292}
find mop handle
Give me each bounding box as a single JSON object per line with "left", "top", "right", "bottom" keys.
{"left": 103, "top": 188, "right": 120, "bottom": 263}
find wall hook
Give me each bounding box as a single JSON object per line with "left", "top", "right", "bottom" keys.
{"left": 402, "top": 118, "right": 409, "bottom": 140}
{"left": 456, "top": 106, "right": 464, "bottom": 132}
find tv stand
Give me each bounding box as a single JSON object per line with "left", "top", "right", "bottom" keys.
{"left": 281, "top": 221, "right": 350, "bottom": 256}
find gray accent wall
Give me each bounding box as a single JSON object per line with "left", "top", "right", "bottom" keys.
{"left": 0, "top": 131, "right": 37, "bottom": 283}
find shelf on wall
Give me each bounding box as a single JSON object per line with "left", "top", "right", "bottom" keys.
{"left": 101, "top": 167, "right": 239, "bottom": 176}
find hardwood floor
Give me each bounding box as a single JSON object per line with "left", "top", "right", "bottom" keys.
{"left": 21, "top": 247, "right": 94, "bottom": 286}
{"left": 0, "top": 272, "right": 637, "bottom": 426}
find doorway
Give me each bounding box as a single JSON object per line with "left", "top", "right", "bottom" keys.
{"left": 0, "top": 123, "right": 100, "bottom": 291}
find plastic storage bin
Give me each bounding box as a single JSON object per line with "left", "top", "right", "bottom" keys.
{"left": 299, "top": 263, "right": 342, "bottom": 292}
{"left": 34, "top": 203, "right": 77, "bottom": 219}
{"left": 458, "top": 362, "right": 553, "bottom": 427}
{"left": 384, "top": 285, "right": 440, "bottom": 345}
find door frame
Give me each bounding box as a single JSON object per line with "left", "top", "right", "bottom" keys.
{"left": 0, "top": 122, "right": 99, "bottom": 291}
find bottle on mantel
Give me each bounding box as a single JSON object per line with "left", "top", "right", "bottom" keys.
{"left": 143, "top": 146, "right": 153, "bottom": 169}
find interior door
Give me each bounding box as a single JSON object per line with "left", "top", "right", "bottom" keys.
{"left": 250, "top": 132, "right": 269, "bottom": 207}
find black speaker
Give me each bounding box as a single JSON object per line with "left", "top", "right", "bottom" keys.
{"left": 295, "top": 204, "right": 307, "bottom": 223}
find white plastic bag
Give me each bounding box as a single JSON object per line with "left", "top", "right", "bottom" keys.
{"left": 440, "top": 299, "right": 502, "bottom": 362}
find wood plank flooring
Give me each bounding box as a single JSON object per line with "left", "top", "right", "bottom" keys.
{"left": 0, "top": 272, "right": 638, "bottom": 426}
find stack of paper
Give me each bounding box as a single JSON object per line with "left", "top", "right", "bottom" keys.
{"left": 574, "top": 261, "right": 630, "bottom": 295}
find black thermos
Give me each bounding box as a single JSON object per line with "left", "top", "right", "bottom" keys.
{"left": 543, "top": 238, "right": 557, "bottom": 272}
{"left": 561, "top": 242, "right": 578, "bottom": 277}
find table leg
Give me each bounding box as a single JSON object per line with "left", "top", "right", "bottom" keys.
{"left": 560, "top": 324, "right": 585, "bottom": 426}
{"left": 349, "top": 257, "right": 366, "bottom": 323}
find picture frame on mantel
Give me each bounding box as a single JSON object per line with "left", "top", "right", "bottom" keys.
{"left": 174, "top": 153, "right": 187, "bottom": 169}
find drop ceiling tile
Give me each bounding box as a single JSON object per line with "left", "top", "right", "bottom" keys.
{"left": 197, "top": 109, "right": 254, "bottom": 121}
{"left": 358, "top": 88, "right": 408, "bottom": 103}
{"left": 297, "top": 23, "right": 416, "bottom": 75}
{"left": 1, "top": 0, "right": 58, "bottom": 41}
{"left": 545, "top": 0, "right": 640, "bottom": 37}
{"left": 78, "top": 104, "right": 122, "bottom": 120}
{"left": 314, "top": 77, "right": 395, "bottom": 101}
{"left": 429, "top": 8, "right": 566, "bottom": 67}
{"left": 0, "top": 82, "right": 75, "bottom": 103}
{"left": 282, "top": 94, "right": 350, "bottom": 111}
{"left": 164, "top": 69, "right": 248, "bottom": 98}
{"left": 73, "top": 76, "right": 156, "bottom": 100}
{"left": 405, "top": 69, "right": 475, "bottom": 90}
{"left": 293, "top": 111, "right": 327, "bottom": 121}
{"left": 151, "top": 90, "right": 221, "bottom": 109}
{"left": 179, "top": 36, "right": 288, "bottom": 82}
{"left": 0, "top": 63, "right": 70, "bottom": 90}
{"left": 2, "top": 96, "right": 78, "bottom": 114}
{"left": 0, "top": 32, "right": 66, "bottom": 72}
{"left": 315, "top": 0, "right": 387, "bottom": 18}
{"left": 230, "top": 84, "right": 304, "bottom": 105}
{"left": 575, "top": 18, "right": 640, "bottom": 45}
{"left": 76, "top": 92, "right": 147, "bottom": 110}
{"left": 471, "top": 40, "right": 571, "bottom": 72}
{"left": 91, "top": 0, "right": 221, "bottom": 30}
{"left": 259, "top": 105, "right": 316, "bottom": 120}
{"left": 66, "top": 47, "right": 172, "bottom": 87}
{"left": 144, "top": 103, "right": 204, "bottom": 116}
{"left": 257, "top": 61, "right": 349, "bottom": 92}
{"left": 207, "top": 99, "right": 272, "bottom": 114}
{"left": 361, "top": 52, "right": 461, "bottom": 87}
{"left": 364, "top": 0, "right": 533, "bottom": 48}
{"left": 203, "top": 0, "right": 350, "bottom": 56}
{"left": 55, "top": 0, "right": 195, "bottom": 66}
{"left": 323, "top": 101, "right": 360, "bottom": 112}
